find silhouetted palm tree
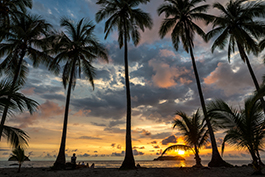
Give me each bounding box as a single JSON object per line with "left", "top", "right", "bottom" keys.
{"left": 173, "top": 110, "right": 209, "bottom": 167}
{"left": 205, "top": 0, "right": 265, "bottom": 113}
{"left": 96, "top": 0, "right": 152, "bottom": 169}
{"left": 207, "top": 90, "right": 265, "bottom": 174}
{"left": 9, "top": 146, "right": 26, "bottom": 172}
{"left": 0, "top": 0, "right": 32, "bottom": 28}
{"left": 49, "top": 18, "right": 108, "bottom": 169}
{"left": 0, "top": 13, "right": 51, "bottom": 139}
{"left": 157, "top": 0, "right": 227, "bottom": 167}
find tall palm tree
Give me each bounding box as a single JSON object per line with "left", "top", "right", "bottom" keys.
{"left": 0, "top": 13, "right": 51, "bottom": 139}
{"left": 205, "top": 0, "right": 265, "bottom": 113}
{"left": 207, "top": 92, "right": 265, "bottom": 174}
{"left": 173, "top": 110, "right": 209, "bottom": 167}
{"left": 95, "top": 0, "right": 152, "bottom": 169}
{"left": 157, "top": 0, "right": 227, "bottom": 167}
{"left": 0, "top": 0, "right": 32, "bottom": 28}
{"left": 49, "top": 18, "right": 108, "bottom": 169}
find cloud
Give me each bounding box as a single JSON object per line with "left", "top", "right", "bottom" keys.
{"left": 78, "top": 136, "right": 102, "bottom": 140}
{"left": 78, "top": 153, "right": 90, "bottom": 157}
{"left": 141, "top": 129, "right": 151, "bottom": 136}
{"left": 161, "top": 135, "right": 177, "bottom": 145}
{"left": 133, "top": 149, "right": 144, "bottom": 156}
{"left": 153, "top": 145, "right": 160, "bottom": 149}
{"left": 104, "top": 127, "right": 125, "bottom": 134}
{"left": 9, "top": 100, "right": 64, "bottom": 128}
{"left": 111, "top": 152, "right": 124, "bottom": 157}
{"left": 150, "top": 141, "right": 157, "bottom": 144}
{"left": 149, "top": 59, "right": 192, "bottom": 88}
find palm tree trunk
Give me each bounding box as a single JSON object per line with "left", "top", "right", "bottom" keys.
{"left": 237, "top": 42, "right": 265, "bottom": 114}
{"left": 0, "top": 49, "right": 25, "bottom": 140}
{"left": 194, "top": 145, "right": 202, "bottom": 167}
{"left": 18, "top": 163, "right": 21, "bottom": 173}
{"left": 189, "top": 45, "right": 227, "bottom": 167}
{"left": 53, "top": 62, "right": 75, "bottom": 169}
{"left": 120, "top": 19, "right": 135, "bottom": 170}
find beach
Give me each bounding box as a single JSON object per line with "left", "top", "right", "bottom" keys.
{"left": 0, "top": 166, "right": 262, "bottom": 177}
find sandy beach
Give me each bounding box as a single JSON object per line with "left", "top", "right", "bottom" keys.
{"left": 0, "top": 166, "right": 262, "bottom": 177}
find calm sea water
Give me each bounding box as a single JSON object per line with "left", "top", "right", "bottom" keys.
{"left": 0, "top": 160, "right": 252, "bottom": 169}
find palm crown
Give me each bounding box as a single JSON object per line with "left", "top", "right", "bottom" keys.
{"left": 157, "top": 0, "right": 213, "bottom": 52}
{"left": 206, "top": 0, "right": 265, "bottom": 62}
{"left": 49, "top": 18, "right": 108, "bottom": 89}
{"left": 0, "top": 13, "right": 51, "bottom": 85}
{"left": 95, "top": 0, "right": 153, "bottom": 48}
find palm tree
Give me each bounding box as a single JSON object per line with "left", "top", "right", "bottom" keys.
{"left": 207, "top": 92, "right": 265, "bottom": 174}
{"left": 0, "top": 13, "right": 51, "bottom": 139}
{"left": 157, "top": 0, "right": 227, "bottom": 167}
{"left": 205, "top": 0, "right": 265, "bottom": 113}
{"left": 0, "top": 0, "right": 32, "bottom": 28}
{"left": 95, "top": 0, "right": 152, "bottom": 169}
{"left": 173, "top": 110, "right": 208, "bottom": 167}
{"left": 2, "top": 125, "right": 29, "bottom": 148}
{"left": 9, "top": 146, "right": 27, "bottom": 172}
{"left": 49, "top": 17, "right": 108, "bottom": 169}
{"left": 0, "top": 80, "right": 37, "bottom": 147}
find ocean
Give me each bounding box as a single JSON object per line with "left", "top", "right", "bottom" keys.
{"left": 0, "top": 160, "right": 252, "bottom": 169}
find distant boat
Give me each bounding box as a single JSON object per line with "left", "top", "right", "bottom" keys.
{"left": 153, "top": 155, "right": 185, "bottom": 161}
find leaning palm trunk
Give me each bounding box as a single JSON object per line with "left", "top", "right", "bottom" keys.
{"left": 0, "top": 50, "right": 25, "bottom": 139}
{"left": 120, "top": 21, "right": 135, "bottom": 169}
{"left": 189, "top": 45, "right": 227, "bottom": 167}
{"left": 53, "top": 62, "right": 75, "bottom": 169}
{"left": 237, "top": 42, "right": 265, "bottom": 114}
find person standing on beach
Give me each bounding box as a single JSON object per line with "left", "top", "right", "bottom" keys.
{"left": 71, "top": 153, "right": 76, "bottom": 168}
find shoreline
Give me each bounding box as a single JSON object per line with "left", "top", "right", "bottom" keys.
{"left": 0, "top": 166, "right": 262, "bottom": 177}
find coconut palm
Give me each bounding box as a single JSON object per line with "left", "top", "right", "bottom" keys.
{"left": 172, "top": 110, "right": 209, "bottom": 167}
{"left": 2, "top": 125, "right": 29, "bottom": 148}
{"left": 205, "top": 0, "right": 265, "bottom": 112}
{"left": 0, "top": 0, "right": 32, "bottom": 28}
{"left": 0, "top": 13, "right": 51, "bottom": 139}
{"left": 207, "top": 94, "right": 265, "bottom": 174}
{"left": 157, "top": 0, "right": 227, "bottom": 167}
{"left": 9, "top": 146, "right": 27, "bottom": 172}
{"left": 95, "top": 0, "right": 152, "bottom": 169}
{"left": 0, "top": 80, "right": 36, "bottom": 147}
{"left": 49, "top": 17, "right": 108, "bottom": 169}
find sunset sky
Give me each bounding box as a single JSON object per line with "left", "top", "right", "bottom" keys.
{"left": 1, "top": 0, "right": 265, "bottom": 162}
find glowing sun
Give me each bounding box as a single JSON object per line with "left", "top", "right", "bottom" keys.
{"left": 177, "top": 150, "right": 185, "bottom": 155}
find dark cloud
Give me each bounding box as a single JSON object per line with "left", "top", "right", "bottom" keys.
{"left": 111, "top": 152, "right": 124, "bottom": 157}
{"left": 153, "top": 145, "right": 160, "bottom": 149}
{"left": 78, "top": 153, "right": 90, "bottom": 157}
{"left": 90, "top": 122, "right": 106, "bottom": 127}
{"left": 133, "top": 146, "right": 145, "bottom": 149}
{"left": 104, "top": 127, "right": 125, "bottom": 134}
{"left": 150, "top": 141, "right": 157, "bottom": 144}
{"left": 151, "top": 132, "right": 172, "bottom": 139}
{"left": 133, "top": 149, "right": 144, "bottom": 156}
{"left": 161, "top": 135, "right": 177, "bottom": 145}
{"left": 78, "top": 136, "right": 102, "bottom": 140}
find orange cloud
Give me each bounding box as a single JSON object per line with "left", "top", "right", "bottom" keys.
{"left": 149, "top": 59, "right": 192, "bottom": 88}
{"left": 159, "top": 49, "right": 176, "bottom": 57}
{"left": 21, "top": 87, "right": 35, "bottom": 95}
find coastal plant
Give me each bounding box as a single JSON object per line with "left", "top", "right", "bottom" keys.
{"left": 207, "top": 87, "right": 265, "bottom": 174}
{"left": 157, "top": 0, "right": 228, "bottom": 167}
{"left": 205, "top": 0, "right": 265, "bottom": 113}
{"left": 0, "top": 0, "right": 32, "bottom": 29}
{"left": 9, "top": 146, "right": 27, "bottom": 173}
{"left": 48, "top": 17, "right": 108, "bottom": 169}
{"left": 0, "top": 80, "right": 38, "bottom": 144}
{"left": 0, "top": 13, "right": 51, "bottom": 139}
{"left": 95, "top": 0, "right": 153, "bottom": 169}
{"left": 173, "top": 110, "right": 209, "bottom": 167}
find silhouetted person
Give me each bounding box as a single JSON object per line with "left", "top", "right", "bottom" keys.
{"left": 91, "top": 163, "right": 95, "bottom": 168}
{"left": 71, "top": 153, "right": 76, "bottom": 169}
